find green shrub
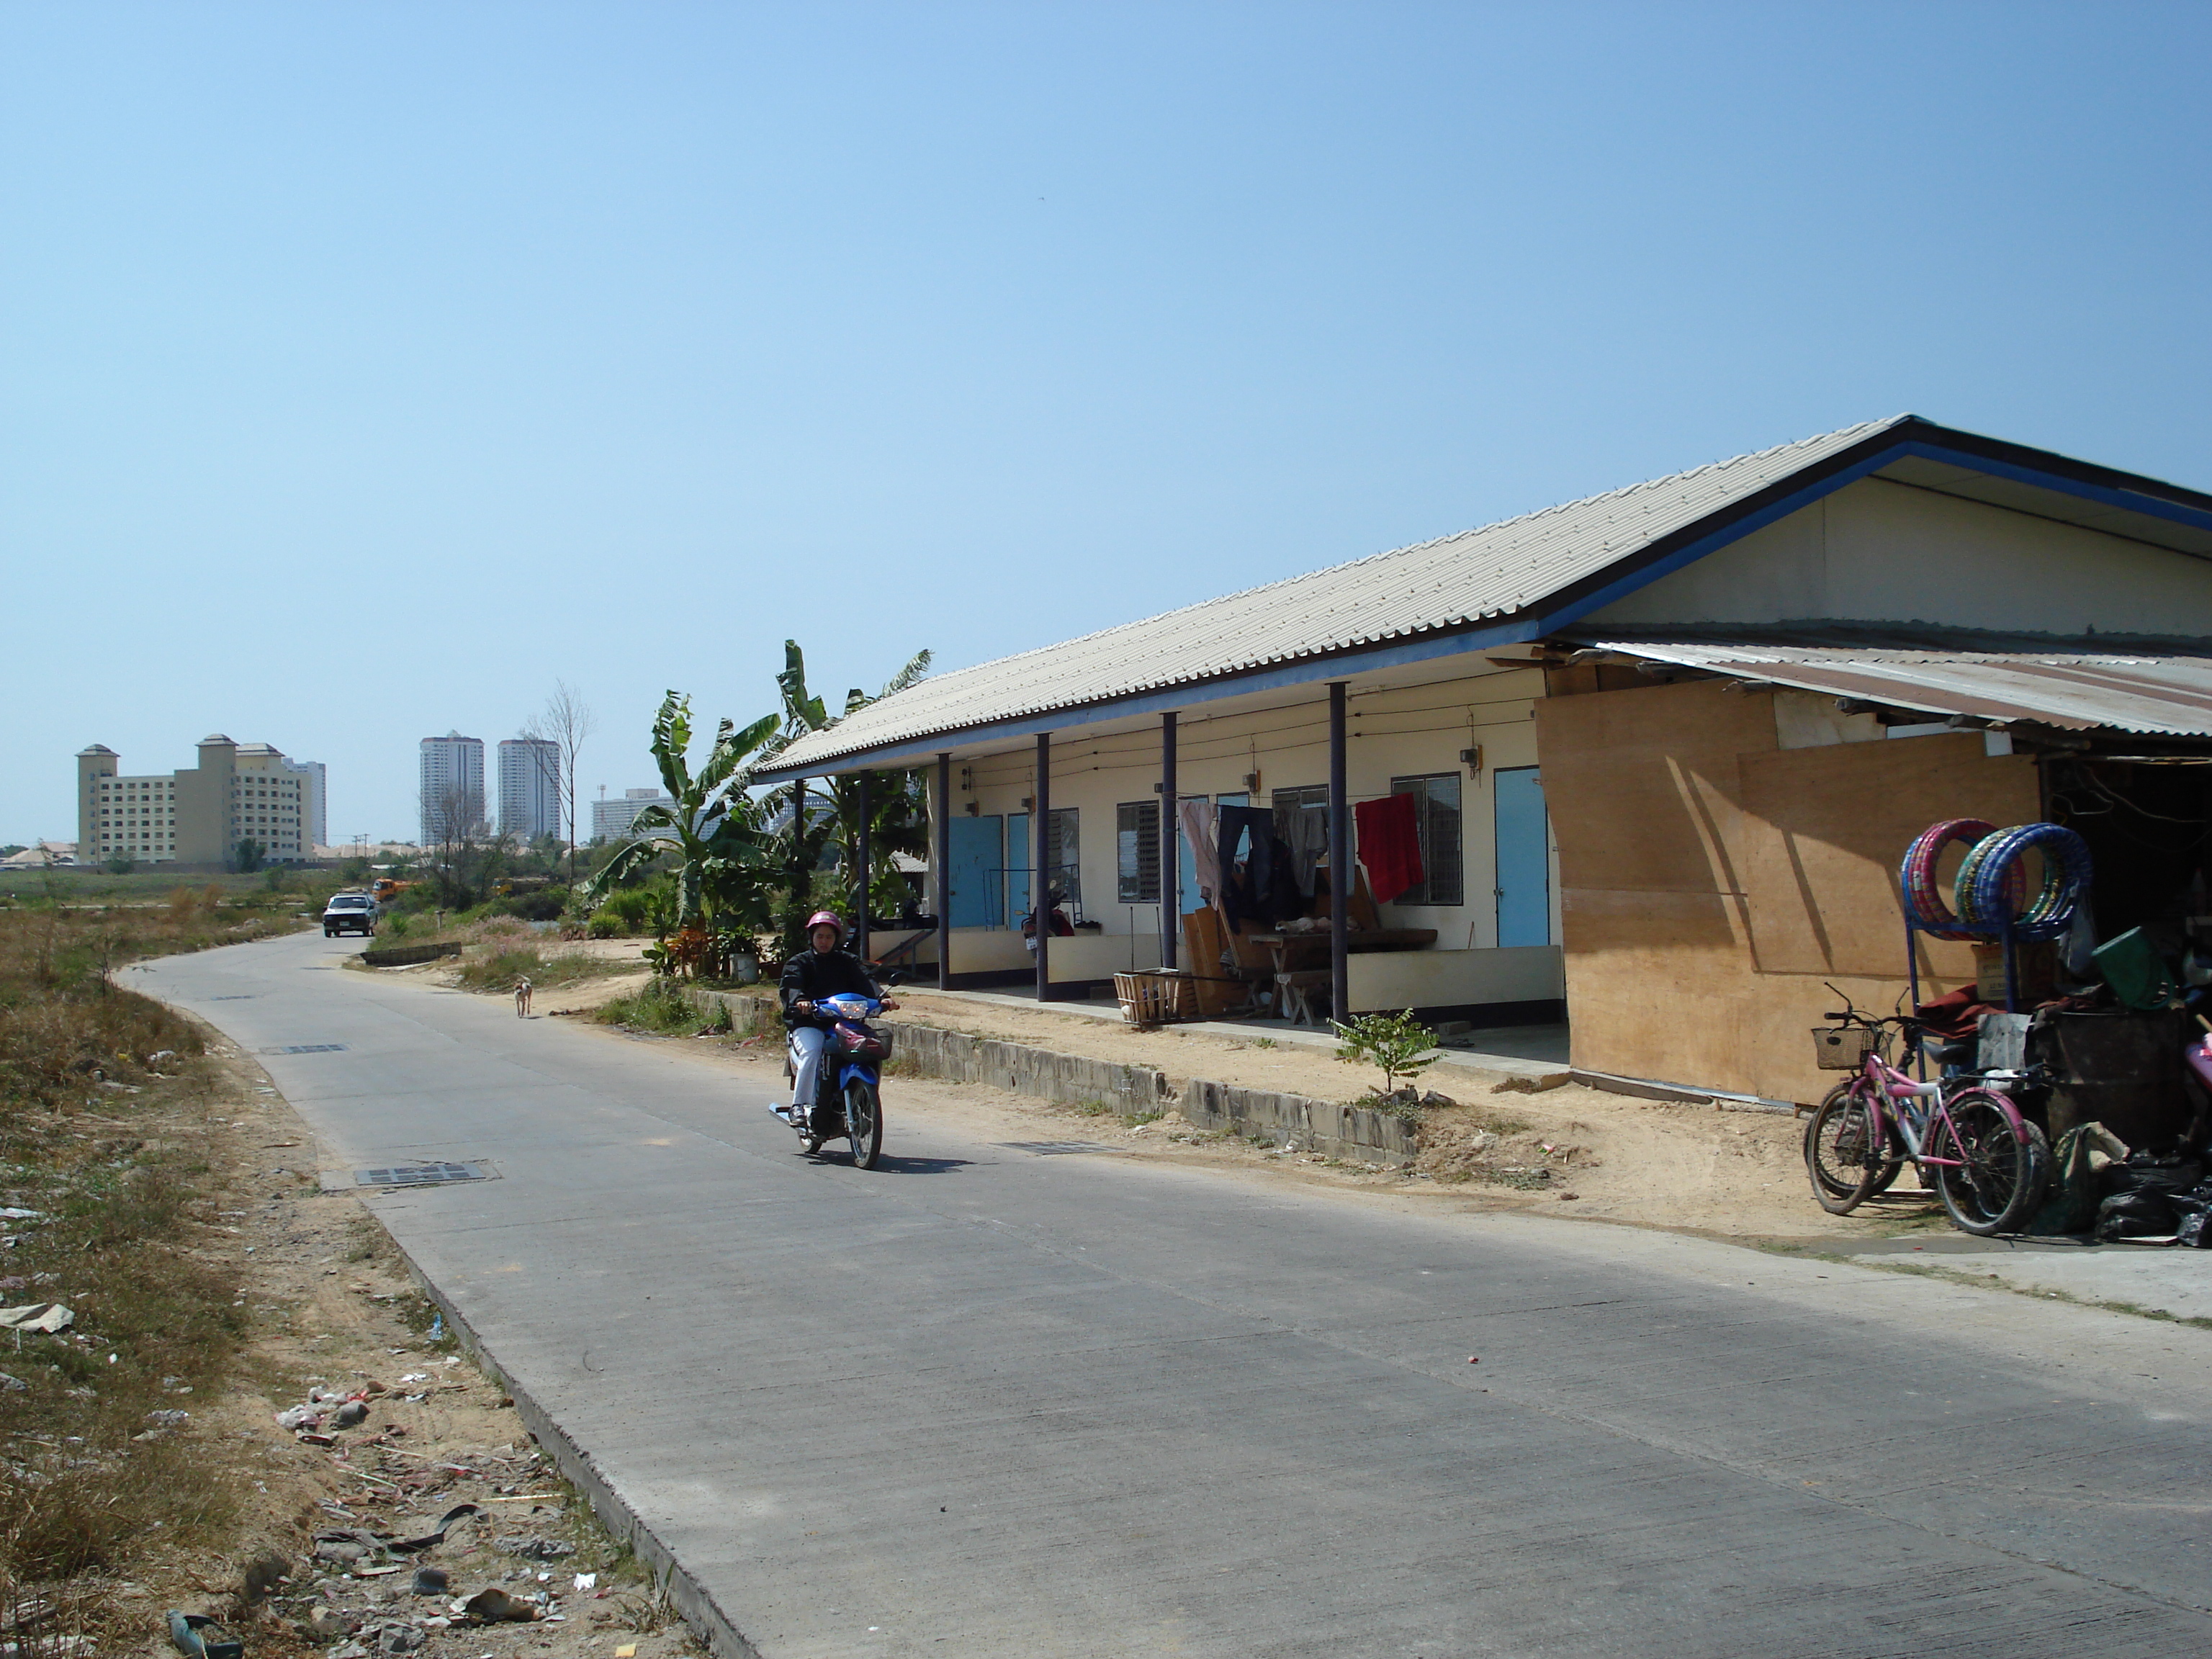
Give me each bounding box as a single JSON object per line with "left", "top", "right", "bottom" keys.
{"left": 1331, "top": 1009, "right": 1439, "bottom": 1101}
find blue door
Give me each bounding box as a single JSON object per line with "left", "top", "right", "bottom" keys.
{"left": 1179, "top": 793, "right": 1246, "bottom": 915}
{"left": 1005, "top": 812, "right": 1030, "bottom": 926}
{"left": 1493, "top": 768, "right": 1551, "bottom": 948}
{"left": 947, "top": 816, "right": 1003, "bottom": 928}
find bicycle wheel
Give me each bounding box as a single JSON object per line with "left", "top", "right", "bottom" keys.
{"left": 1805, "top": 1082, "right": 1887, "bottom": 1214}
{"left": 1807, "top": 1081, "right": 1905, "bottom": 1203}
{"left": 845, "top": 1079, "right": 883, "bottom": 1170}
{"left": 1933, "top": 1091, "right": 2049, "bottom": 1236}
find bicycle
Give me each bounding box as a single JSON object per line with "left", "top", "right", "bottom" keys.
{"left": 1804, "top": 997, "right": 2051, "bottom": 1236}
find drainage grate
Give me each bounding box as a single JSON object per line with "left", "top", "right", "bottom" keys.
{"left": 996, "top": 1141, "right": 1112, "bottom": 1156}
{"left": 354, "top": 1163, "right": 488, "bottom": 1188}
{"left": 264, "top": 1043, "right": 349, "bottom": 1055}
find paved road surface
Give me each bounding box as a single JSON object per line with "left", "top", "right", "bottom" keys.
{"left": 143, "top": 932, "right": 2212, "bottom": 1658}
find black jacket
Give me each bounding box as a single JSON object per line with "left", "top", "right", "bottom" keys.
{"left": 778, "top": 948, "right": 881, "bottom": 1028}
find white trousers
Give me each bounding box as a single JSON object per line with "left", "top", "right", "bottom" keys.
{"left": 788, "top": 1025, "right": 828, "bottom": 1112}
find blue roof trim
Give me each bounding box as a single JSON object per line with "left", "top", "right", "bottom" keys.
{"left": 755, "top": 436, "right": 2212, "bottom": 779}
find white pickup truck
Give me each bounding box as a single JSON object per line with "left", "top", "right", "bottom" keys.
{"left": 322, "top": 893, "right": 379, "bottom": 937}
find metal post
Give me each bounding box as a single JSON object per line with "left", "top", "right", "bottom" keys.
{"left": 1035, "top": 732, "right": 1052, "bottom": 1001}
{"left": 935, "top": 753, "right": 952, "bottom": 989}
{"left": 1161, "top": 712, "right": 1179, "bottom": 971}
{"left": 1328, "top": 683, "right": 1349, "bottom": 1028}
{"left": 854, "top": 770, "right": 871, "bottom": 963}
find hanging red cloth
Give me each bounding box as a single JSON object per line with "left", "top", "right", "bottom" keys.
{"left": 1354, "top": 793, "right": 1424, "bottom": 906}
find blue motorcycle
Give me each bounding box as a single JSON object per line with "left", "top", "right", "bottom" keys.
{"left": 781, "top": 992, "right": 889, "bottom": 1168}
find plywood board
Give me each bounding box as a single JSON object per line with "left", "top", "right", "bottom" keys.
{"left": 1535, "top": 680, "right": 1778, "bottom": 894}
{"left": 1737, "top": 733, "right": 2041, "bottom": 979}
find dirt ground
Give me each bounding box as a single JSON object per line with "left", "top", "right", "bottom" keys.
{"left": 396, "top": 954, "right": 1954, "bottom": 1246}
{"left": 72, "top": 1031, "right": 703, "bottom": 1659}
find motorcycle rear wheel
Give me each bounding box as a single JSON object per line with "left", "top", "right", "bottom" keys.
{"left": 845, "top": 1079, "right": 882, "bottom": 1170}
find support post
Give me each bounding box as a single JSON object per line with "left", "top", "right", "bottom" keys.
{"left": 935, "top": 753, "right": 952, "bottom": 989}
{"left": 1329, "top": 682, "right": 1349, "bottom": 1028}
{"left": 1035, "top": 732, "right": 1052, "bottom": 1001}
{"left": 1160, "top": 712, "right": 1179, "bottom": 971}
{"left": 854, "top": 770, "right": 871, "bottom": 963}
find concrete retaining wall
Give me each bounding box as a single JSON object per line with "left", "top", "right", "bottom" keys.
{"left": 1181, "top": 1079, "right": 1421, "bottom": 1164}
{"left": 702, "top": 990, "right": 1172, "bottom": 1114}
{"left": 699, "top": 988, "right": 1416, "bottom": 1163}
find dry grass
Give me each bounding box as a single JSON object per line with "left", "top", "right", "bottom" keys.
{"left": 0, "top": 896, "right": 294, "bottom": 1601}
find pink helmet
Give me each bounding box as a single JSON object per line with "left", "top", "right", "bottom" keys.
{"left": 804, "top": 911, "right": 845, "bottom": 936}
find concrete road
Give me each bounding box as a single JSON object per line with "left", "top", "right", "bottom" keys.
{"left": 143, "top": 932, "right": 2212, "bottom": 1658}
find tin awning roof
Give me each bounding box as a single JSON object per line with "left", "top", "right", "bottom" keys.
{"left": 1583, "top": 639, "right": 2212, "bottom": 737}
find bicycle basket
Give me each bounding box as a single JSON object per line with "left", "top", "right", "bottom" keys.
{"left": 1812, "top": 1026, "right": 1879, "bottom": 1069}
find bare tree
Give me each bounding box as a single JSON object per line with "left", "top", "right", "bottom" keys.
{"left": 523, "top": 680, "right": 596, "bottom": 885}
{"left": 423, "top": 781, "right": 490, "bottom": 908}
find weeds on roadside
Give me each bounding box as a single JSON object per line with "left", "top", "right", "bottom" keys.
{"left": 595, "top": 979, "right": 730, "bottom": 1036}
{"left": 454, "top": 945, "right": 626, "bottom": 993}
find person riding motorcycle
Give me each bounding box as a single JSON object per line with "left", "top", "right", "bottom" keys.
{"left": 776, "top": 911, "right": 896, "bottom": 1128}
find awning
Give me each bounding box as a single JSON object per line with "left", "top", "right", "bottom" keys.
{"left": 1583, "top": 641, "right": 2212, "bottom": 737}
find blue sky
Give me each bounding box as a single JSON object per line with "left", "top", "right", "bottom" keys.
{"left": 5, "top": 1, "right": 2207, "bottom": 847}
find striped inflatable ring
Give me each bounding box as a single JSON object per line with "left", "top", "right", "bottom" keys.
{"left": 1959, "top": 822, "right": 2092, "bottom": 943}
{"left": 1900, "top": 819, "right": 2011, "bottom": 941}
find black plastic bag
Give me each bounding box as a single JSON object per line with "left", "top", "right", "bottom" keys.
{"left": 2177, "top": 1209, "right": 2212, "bottom": 1249}
{"left": 2095, "top": 1190, "right": 2177, "bottom": 1241}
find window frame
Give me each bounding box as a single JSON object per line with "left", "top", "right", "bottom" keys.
{"left": 1116, "top": 799, "right": 1161, "bottom": 904}
{"left": 1388, "top": 773, "right": 1465, "bottom": 907}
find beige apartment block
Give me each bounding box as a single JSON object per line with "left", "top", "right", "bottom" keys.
{"left": 76, "top": 734, "right": 320, "bottom": 868}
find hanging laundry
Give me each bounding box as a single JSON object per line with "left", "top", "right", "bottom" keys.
{"left": 1215, "top": 805, "right": 1276, "bottom": 932}
{"left": 1177, "top": 799, "right": 1220, "bottom": 904}
{"left": 1280, "top": 806, "right": 1328, "bottom": 897}
{"left": 1354, "top": 793, "right": 1424, "bottom": 906}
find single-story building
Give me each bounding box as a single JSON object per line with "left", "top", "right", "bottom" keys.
{"left": 755, "top": 415, "right": 2212, "bottom": 1107}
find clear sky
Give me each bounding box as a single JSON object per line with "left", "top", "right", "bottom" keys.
{"left": 5, "top": 1, "right": 2207, "bottom": 848}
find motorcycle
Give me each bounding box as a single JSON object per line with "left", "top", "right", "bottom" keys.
{"left": 779, "top": 992, "right": 890, "bottom": 1169}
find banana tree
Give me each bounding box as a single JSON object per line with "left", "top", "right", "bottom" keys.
{"left": 580, "top": 692, "right": 779, "bottom": 944}
{"left": 757, "top": 640, "right": 932, "bottom": 953}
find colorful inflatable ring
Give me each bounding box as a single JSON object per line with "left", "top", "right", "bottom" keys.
{"left": 1900, "top": 819, "right": 2012, "bottom": 941}
{"left": 1959, "top": 822, "right": 2092, "bottom": 943}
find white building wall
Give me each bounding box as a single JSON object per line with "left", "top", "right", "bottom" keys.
{"left": 1586, "top": 475, "right": 2212, "bottom": 635}
{"left": 283, "top": 758, "right": 327, "bottom": 851}
{"left": 943, "top": 664, "right": 1564, "bottom": 1007}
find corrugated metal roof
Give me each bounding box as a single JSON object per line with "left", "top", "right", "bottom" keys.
{"left": 770, "top": 417, "right": 1915, "bottom": 771}
{"left": 1590, "top": 642, "right": 2212, "bottom": 737}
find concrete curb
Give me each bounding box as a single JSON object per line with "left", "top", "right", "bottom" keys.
{"left": 1182, "top": 1079, "right": 1421, "bottom": 1164}
{"left": 380, "top": 1226, "right": 763, "bottom": 1659}
{"left": 698, "top": 988, "right": 1420, "bottom": 1164}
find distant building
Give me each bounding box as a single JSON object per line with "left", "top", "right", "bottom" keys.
{"left": 1, "top": 840, "right": 77, "bottom": 869}
{"left": 283, "top": 757, "right": 328, "bottom": 851}
{"left": 76, "top": 736, "right": 320, "bottom": 866}
{"left": 498, "top": 738, "right": 562, "bottom": 842}
{"left": 590, "top": 787, "right": 673, "bottom": 842}
{"left": 419, "top": 732, "right": 486, "bottom": 845}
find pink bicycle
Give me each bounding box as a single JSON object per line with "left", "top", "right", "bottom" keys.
{"left": 1804, "top": 998, "right": 2051, "bottom": 1236}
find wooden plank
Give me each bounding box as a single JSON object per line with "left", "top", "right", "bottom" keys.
{"left": 1535, "top": 680, "right": 1778, "bottom": 894}
{"left": 1736, "top": 733, "right": 2040, "bottom": 979}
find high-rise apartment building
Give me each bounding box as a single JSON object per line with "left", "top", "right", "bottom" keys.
{"left": 76, "top": 735, "right": 322, "bottom": 866}
{"left": 590, "top": 787, "right": 673, "bottom": 842}
{"left": 498, "top": 738, "right": 562, "bottom": 842}
{"left": 282, "top": 757, "right": 327, "bottom": 851}
{"left": 418, "top": 732, "right": 487, "bottom": 845}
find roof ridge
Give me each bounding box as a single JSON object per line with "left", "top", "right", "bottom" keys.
{"left": 896, "top": 415, "right": 1915, "bottom": 693}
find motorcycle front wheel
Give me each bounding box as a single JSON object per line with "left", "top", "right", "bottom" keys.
{"left": 845, "top": 1078, "right": 882, "bottom": 1170}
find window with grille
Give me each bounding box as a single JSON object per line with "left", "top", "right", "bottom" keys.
{"left": 1116, "top": 801, "right": 1160, "bottom": 902}
{"left": 1388, "top": 774, "right": 1464, "bottom": 906}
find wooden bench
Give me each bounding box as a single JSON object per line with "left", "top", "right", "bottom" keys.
{"left": 1274, "top": 968, "right": 1334, "bottom": 1028}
